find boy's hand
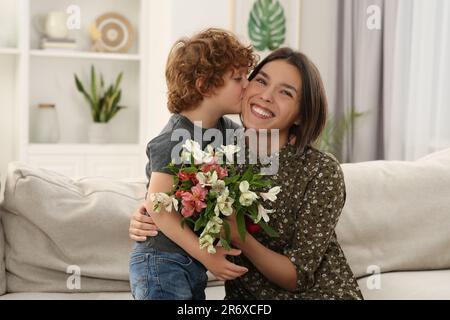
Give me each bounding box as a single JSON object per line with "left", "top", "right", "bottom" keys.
{"left": 129, "top": 202, "right": 159, "bottom": 241}
{"left": 202, "top": 247, "right": 248, "bottom": 281}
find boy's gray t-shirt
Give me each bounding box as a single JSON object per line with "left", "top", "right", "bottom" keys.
{"left": 144, "top": 113, "right": 242, "bottom": 255}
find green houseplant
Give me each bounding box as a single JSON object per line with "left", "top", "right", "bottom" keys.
{"left": 315, "top": 110, "right": 365, "bottom": 163}
{"left": 74, "top": 65, "right": 125, "bottom": 143}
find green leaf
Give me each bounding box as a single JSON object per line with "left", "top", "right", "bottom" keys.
{"left": 222, "top": 219, "right": 231, "bottom": 243}
{"left": 224, "top": 174, "right": 240, "bottom": 185}
{"left": 241, "top": 165, "right": 254, "bottom": 182}
{"left": 114, "top": 72, "right": 123, "bottom": 92}
{"left": 315, "top": 110, "right": 366, "bottom": 162}
{"left": 248, "top": 0, "right": 286, "bottom": 51}
{"left": 194, "top": 215, "right": 207, "bottom": 232}
{"left": 74, "top": 66, "right": 125, "bottom": 123}
{"left": 220, "top": 238, "right": 232, "bottom": 251}
{"left": 182, "top": 167, "right": 198, "bottom": 174}
{"left": 248, "top": 205, "right": 258, "bottom": 220}
{"left": 251, "top": 180, "right": 272, "bottom": 188}
{"left": 90, "top": 65, "right": 99, "bottom": 120}
{"left": 236, "top": 212, "right": 247, "bottom": 242}
{"left": 259, "top": 220, "right": 279, "bottom": 237}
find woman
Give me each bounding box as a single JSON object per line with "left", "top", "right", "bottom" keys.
{"left": 129, "top": 48, "right": 363, "bottom": 300}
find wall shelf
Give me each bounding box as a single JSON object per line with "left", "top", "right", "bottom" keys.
{"left": 0, "top": 0, "right": 150, "bottom": 179}
{"left": 29, "top": 49, "right": 141, "bottom": 61}
{"left": 0, "top": 48, "right": 20, "bottom": 55}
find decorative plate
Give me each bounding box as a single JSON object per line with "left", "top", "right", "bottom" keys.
{"left": 92, "top": 12, "right": 134, "bottom": 53}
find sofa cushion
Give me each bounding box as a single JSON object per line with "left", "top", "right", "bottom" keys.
{"left": 357, "top": 270, "right": 450, "bottom": 300}
{"left": 2, "top": 162, "right": 147, "bottom": 293}
{"left": 0, "top": 201, "right": 6, "bottom": 295}
{"left": 337, "top": 148, "right": 450, "bottom": 278}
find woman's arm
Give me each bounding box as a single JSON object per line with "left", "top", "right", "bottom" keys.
{"left": 145, "top": 172, "right": 248, "bottom": 281}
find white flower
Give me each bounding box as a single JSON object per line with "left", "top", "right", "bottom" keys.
{"left": 214, "top": 188, "right": 234, "bottom": 216}
{"left": 211, "top": 179, "right": 226, "bottom": 194}
{"left": 199, "top": 234, "right": 215, "bottom": 254}
{"left": 217, "top": 144, "right": 241, "bottom": 162}
{"left": 255, "top": 204, "right": 274, "bottom": 223}
{"left": 239, "top": 181, "right": 259, "bottom": 207}
{"left": 149, "top": 193, "right": 178, "bottom": 213}
{"left": 260, "top": 186, "right": 282, "bottom": 202}
{"left": 204, "top": 216, "right": 223, "bottom": 234}
{"left": 199, "top": 217, "right": 223, "bottom": 254}
{"left": 180, "top": 151, "right": 191, "bottom": 163}
{"left": 183, "top": 139, "right": 204, "bottom": 163}
{"left": 202, "top": 144, "right": 216, "bottom": 164}
{"left": 196, "top": 170, "right": 218, "bottom": 187}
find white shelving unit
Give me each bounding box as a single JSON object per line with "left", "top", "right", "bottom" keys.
{"left": 1, "top": 0, "right": 150, "bottom": 179}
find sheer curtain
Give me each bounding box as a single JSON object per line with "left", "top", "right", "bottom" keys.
{"left": 386, "top": 0, "right": 450, "bottom": 160}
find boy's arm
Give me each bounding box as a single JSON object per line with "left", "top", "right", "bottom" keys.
{"left": 146, "top": 172, "right": 248, "bottom": 280}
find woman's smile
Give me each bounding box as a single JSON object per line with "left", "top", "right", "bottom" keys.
{"left": 250, "top": 103, "right": 275, "bottom": 120}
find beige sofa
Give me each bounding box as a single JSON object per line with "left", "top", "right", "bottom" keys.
{"left": 1, "top": 148, "right": 450, "bottom": 300}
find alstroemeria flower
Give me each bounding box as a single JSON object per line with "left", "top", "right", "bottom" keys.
{"left": 260, "top": 186, "right": 282, "bottom": 202}
{"left": 255, "top": 204, "right": 274, "bottom": 223}
{"left": 199, "top": 217, "right": 223, "bottom": 254}
{"left": 214, "top": 188, "right": 234, "bottom": 216}
{"left": 211, "top": 179, "right": 226, "bottom": 194}
{"left": 183, "top": 139, "right": 204, "bottom": 163}
{"left": 239, "top": 181, "right": 259, "bottom": 207}
{"left": 181, "top": 184, "right": 208, "bottom": 213}
{"left": 202, "top": 144, "right": 216, "bottom": 164}
{"left": 199, "top": 233, "right": 216, "bottom": 254}
{"left": 217, "top": 144, "right": 241, "bottom": 163}
{"left": 204, "top": 216, "right": 223, "bottom": 234}
{"left": 181, "top": 200, "right": 195, "bottom": 218}
{"left": 196, "top": 170, "right": 218, "bottom": 187}
{"left": 149, "top": 193, "right": 178, "bottom": 213}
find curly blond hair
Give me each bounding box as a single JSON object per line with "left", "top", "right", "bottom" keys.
{"left": 165, "top": 28, "right": 258, "bottom": 113}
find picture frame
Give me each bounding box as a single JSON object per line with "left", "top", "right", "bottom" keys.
{"left": 230, "top": 0, "right": 301, "bottom": 58}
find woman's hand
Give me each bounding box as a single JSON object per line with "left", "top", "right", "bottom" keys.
{"left": 129, "top": 202, "right": 159, "bottom": 241}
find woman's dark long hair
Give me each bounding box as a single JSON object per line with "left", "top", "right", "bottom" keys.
{"left": 248, "top": 48, "right": 327, "bottom": 154}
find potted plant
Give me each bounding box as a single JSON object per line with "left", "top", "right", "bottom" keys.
{"left": 74, "top": 65, "right": 125, "bottom": 143}
{"left": 315, "top": 110, "right": 365, "bottom": 163}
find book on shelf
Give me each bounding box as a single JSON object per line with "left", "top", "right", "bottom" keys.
{"left": 40, "top": 37, "right": 77, "bottom": 50}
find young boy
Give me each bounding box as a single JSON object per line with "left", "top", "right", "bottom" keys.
{"left": 129, "top": 28, "right": 257, "bottom": 300}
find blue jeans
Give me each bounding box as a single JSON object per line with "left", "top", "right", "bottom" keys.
{"left": 129, "top": 241, "right": 208, "bottom": 300}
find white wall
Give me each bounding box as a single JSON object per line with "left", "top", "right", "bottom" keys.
{"left": 0, "top": 56, "right": 16, "bottom": 195}
{"left": 299, "top": 0, "right": 335, "bottom": 104}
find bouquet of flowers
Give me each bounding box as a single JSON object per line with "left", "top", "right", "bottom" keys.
{"left": 150, "top": 139, "right": 281, "bottom": 254}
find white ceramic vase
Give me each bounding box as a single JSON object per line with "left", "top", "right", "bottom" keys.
{"left": 89, "top": 122, "right": 109, "bottom": 144}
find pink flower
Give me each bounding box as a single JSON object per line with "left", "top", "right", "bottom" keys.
{"left": 181, "top": 184, "right": 208, "bottom": 214}
{"left": 216, "top": 166, "right": 228, "bottom": 179}
{"left": 201, "top": 160, "right": 228, "bottom": 179}
{"left": 178, "top": 171, "right": 191, "bottom": 181}
{"left": 181, "top": 200, "right": 195, "bottom": 218}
